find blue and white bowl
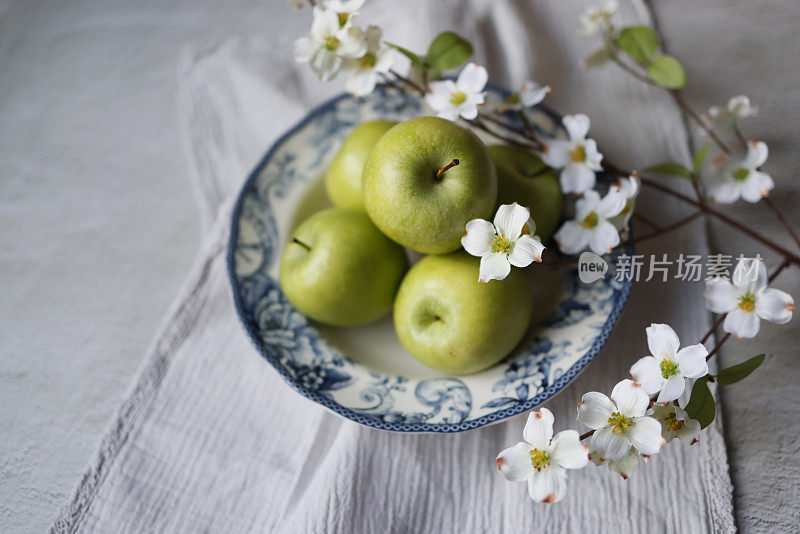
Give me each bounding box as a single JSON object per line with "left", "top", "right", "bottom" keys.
{"left": 227, "top": 86, "right": 631, "bottom": 433}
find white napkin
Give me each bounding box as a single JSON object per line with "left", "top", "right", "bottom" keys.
{"left": 53, "top": 2, "right": 735, "bottom": 532}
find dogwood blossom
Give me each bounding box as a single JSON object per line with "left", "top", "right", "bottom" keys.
{"left": 705, "top": 257, "right": 794, "bottom": 338}
{"left": 554, "top": 189, "right": 625, "bottom": 256}
{"left": 579, "top": 1, "right": 618, "bottom": 36}
{"left": 629, "top": 324, "right": 709, "bottom": 403}
{"left": 706, "top": 95, "right": 758, "bottom": 127}
{"left": 577, "top": 379, "right": 665, "bottom": 462}
{"left": 609, "top": 172, "right": 640, "bottom": 231}
{"left": 541, "top": 114, "right": 603, "bottom": 194}
{"left": 462, "top": 203, "right": 545, "bottom": 283}
{"left": 589, "top": 448, "right": 641, "bottom": 479}
{"left": 493, "top": 81, "right": 550, "bottom": 112}
{"left": 293, "top": 6, "right": 367, "bottom": 81}
{"left": 496, "top": 408, "right": 589, "bottom": 503}
{"left": 649, "top": 403, "right": 700, "bottom": 445}
{"left": 707, "top": 141, "right": 774, "bottom": 204}
{"left": 322, "top": 0, "right": 364, "bottom": 26}
{"left": 425, "top": 63, "right": 488, "bottom": 120}
{"left": 342, "top": 26, "right": 395, "bottom": 96}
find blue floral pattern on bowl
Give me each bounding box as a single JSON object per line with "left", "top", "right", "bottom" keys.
{"left": 227, "top": 86, "right": 632, "bottom": 433}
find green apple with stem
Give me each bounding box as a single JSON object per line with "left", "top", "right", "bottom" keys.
{"left": 279, "top": 208, "right": 408, "bottom": 326}
{"left": 488, "top": 144, "right": 562, "bottom": 242}
{"left": 325, "top": 119, "right": 397, "bottom": 210}
{"left": 393, "top": 252, "right": 533, "bottom": 375}
{"left": 363, "top": 117, "right": 497, "bottom": 254}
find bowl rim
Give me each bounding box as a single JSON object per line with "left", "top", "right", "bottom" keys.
{"left": 226, "top": 87, "right": 633, "bottom": 433}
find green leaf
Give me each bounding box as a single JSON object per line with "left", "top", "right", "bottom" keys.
{"left": 425, "top": 31, "right": 473, "bottom": 72}
{"left": 692, "top": 142, "right": 713, "bottom": 176}
{"left": 643, "top": 162, "right": 692, "bottom": 180}
{"left": 583, "top": 46, "right": 614, "bottom": 69}
{"left": 647, "top": 54, "right": 687, "bottom": 89}
{"left": 385, "top": 42, "right": 423, "bottom": 68}
{"left": 717, "top": 354, "right": 766, "bottom": 385}
{"left": 684, "top": 377, "right": 716, "bottom": 429}
{"left": 616, "top": 26, "right": 658, "bottom": 64}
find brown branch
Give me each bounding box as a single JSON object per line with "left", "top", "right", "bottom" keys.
{"left": 764, "top": 197, "right": 800, "bottom": 252}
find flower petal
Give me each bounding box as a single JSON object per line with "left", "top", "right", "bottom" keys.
{"left": 508, "top": 234, "right": 545, "bottom": 267}
{"left": 292, "top": 37, "right": 316, "bottom": 63}
{"left": 541, "top": 139, "right": 571, "bottom": 169}
{"left": 310, "top": 49, "right": 343, "bottom": 81}
{"left": 493, "top": 203, "right": 530, "bottom": 239}
{"left": 723, "top": 308, "right": 760, "bottom": 338}
{"left": 646, "top": 323, "right": 680, "bottom": 361}
{"left": 523, "top": 408, "right": 555, "bottom": 449}
{"left": 554, "top": 222, "right": 590, "bottom": 255}
{"left": 740, "top": 172, "right": 769, "bottom": 203}
{"left": 744, "top": 140, "right": 768, "bottom": 168}
{"left": 563, "top": 113, "right": 590, "bottom": 141}
{"left": 560, "top": 163, "right": 596, "bottom": 194}
{"left": 461, "top": 219, "right": 496, "bottom": 257}
{"left": 577, "top": 391, "right": 615, "bottom": 429}
{"left": 574, "top": 190, "right": 600, "bottom": 219}
{"left": 549, "top": 430, "right": 589, "bottom": 470}
{"left": 756, "top": 288, "right": 794, "bottom": 324}
{"left": 611, "top": 379, "right": 649, "bottom": 417}
{"left": 627, "top": 416, "right": 665, "bottom": 455}
{"left": 704, "top": 279, "right": 738, "bottom": 313}
{"left": 597, "top": 191, "right": 626, "bottom": 219}
{"left": 337, "top": 27, "right": 368, "bottom": 58}
{"left": 495, "top": 441, "right": 534, "bottom": 481}
{"left": 609, "top": 450, "right": 640, "bottom": 479}
{"left": 478, "top": 252, "right": 511, "bottom": 283}
{"left": 456, "top": 62, "right": 488, "bottom": 93}
{"left": 630, "top": 356, "right": 664, "bottom": 395}
{"left": 583, "top": 139, "right": 604, "bottom": 171}
{"left": 311, "top": 7, "right": 340, "bottom": 40}
{"left": 591, "top": 427, "right": 631, "bottom": 462}
{"left": 425, "top": 80, "right": 458, "bottom": 112}
{"left": 587, "top": 221, "right": 620, "bottom": 255}
{"left": 708, "top": 181, "right": 741, "bottom": 204}
{"left": 656, "top": 375, "right": 686, "bottom": 403}
{"left": 520, "top": 81, "right": 549, "bottom": 107}
{"left": 676, "top": 344, "right": 709, "bottom": 378}
{"left": 345, "top": 70, "right": 378, "bottom": 97}
{"left": 528, "top": 465, "right": 567, "bottom": 503}
{"left": 676, "top": 412, "right": 701, "bottom": 445}
{"left": 733, "top": 257, "right": 768, "bottom": 294}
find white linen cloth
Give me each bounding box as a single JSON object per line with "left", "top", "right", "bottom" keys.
{"left": 53, "top": 1, "right": 736, "bottom": 532}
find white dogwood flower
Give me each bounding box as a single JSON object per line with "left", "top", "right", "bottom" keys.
{"left": 462, "top": 203, "right": 545, "bottom": 283}
{"left": 343, "top": 26, "right": 395, "bottom": 97}
{"left": 706, "top": 95, "right": 758, "bottom": 127}
{"left": 426, "top": 63, "right": 487, "bottom": 121}
{"left": 649, "top": 403, "right": 701, "bottom": 445}
{"left": 554, "top": 189, "right": 625, "bottom": 256}
{"left": 705, "top": 257, "right": 794, "bottom": 338}
{"left": 589, "top": 448, "right": 642, "bottom": 480}
{"left": 609, "top": 172, "right": 640, "bottom": 231}
{"left": 494, "top": 81, "right": 551, "bottom": 112}
{"left": 577, "top": 379, "right": 665, "bottom": 462}
{"left": 541, "top": 114, "right": 603, "bottom": 194}
{"left": 293, "top": 6, "right": 367, "bottom": 81}
{"left": 579, "top": 1, "right": 618, "bottom": 36}
{"left": 322, "top": 0, "right": 364, "bottom": 26}
{"left": 496, "top": 408, "right": 589, "bottom": 503}
{"left": 629, "top": 323, "right": 709, "bottom": 403}
{"left": 707, "top": 141, "right": 774, "bottom": 204}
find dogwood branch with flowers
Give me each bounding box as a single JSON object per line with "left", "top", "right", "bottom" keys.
{"left": 291, "top": 0, "right": 797, "bottom": 504}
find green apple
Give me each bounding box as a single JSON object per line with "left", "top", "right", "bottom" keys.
{"left": 279, "top": 208, "right": 408, "bottom": 326}
{"left": 488, "top": 144, "right": 562, "bottom": 242}
{"left": 325, "top": 119, "right": 397, "bottom": 210}
{"left": 363, "top": 117, "right": 497, "bottom": 254}
{"left": 393, "top": 253, "right": 533, "bottom": 375}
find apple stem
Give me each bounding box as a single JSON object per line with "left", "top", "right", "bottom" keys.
{"left": 291, "top": 237, "right": 311, "bottom": 251}
{"left": 435, "top": 158, "right": 460, "bottom": 180}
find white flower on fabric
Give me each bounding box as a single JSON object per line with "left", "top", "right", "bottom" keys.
{"left": 707, "top": 141, "right": 774, "bottom": 204}
{"left": 462, "top": 203, "right": 545, "bottom": 283}
{"left": 629, "top": 323, "right": 709, "bottom": 403}
{"left": 293, "top": 7, "right": 368, "bottom": 82}
{"left": 342, "top": 26, "right": 395, "bottom": 97}
{"left": 609, "top": 172, "right": 640, "bottom": 231}
{"left": 495, "top": 81, "right": 551, "bottom": 112}
{"left": 705, "top": 257, "right": 794, "bottom": 338}
{"left": 322, "top": 0, "right": 365, "bottom": 26}
{"left": 706, "top": 95, "right": 758, "bottom": 126}
{"left": 589, "top": 448, "right": 641, "bottom": 480}
{"left": 425, "top": 63, "right": 488, "bottom": 121}
{"left": 495, "top": 408, "right": 589, "bottom": 503}
{"left": 577, "top": 379, "right": 666, "bottom": 462}
{"left": 649, "top": 403, "right": 701, "bottom": 445}
{"left": 554, "top": 189, "right": 625, "bottom": 256}
{"left": 579, "top": 1, "right": 618, "bottom": 37}
{"left": 541, "top": 114, "right": 603, "bottom": 194}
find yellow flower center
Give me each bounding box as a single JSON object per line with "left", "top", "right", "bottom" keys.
{"left": 608, "top": 411, "right": 633, "bottom": 434}
{"left": 664, "top": 411, "right": 685, "bottom": 432}
{"left": 732, "top": 167, "right": 750, "bottom": 182}
{"left": 450, "top": 91, "right": 467, "bottom": 106}
{"left": 660, "top": 358, "right": 679, "bottom": 379}
{"left": 323, "top": 36, "right": 340, "bottom": 51}
{"left": 570, "top": 144, "right": 587, "bottom": 163}
{"left": 492, "top": 234, "right": 514, "bottom": 254}
{"left": 529, "top": 448, "right": 550, "bottom": 470}
{"left": 359, "top": 53, "right": 376, "bottom": 69}
{"left": 620, "top": 201, "right": 632, "bottom": 216}
{"left": 738, "top": 292, "right": 756, "bottom": 312}
{"left": 504, "top": 93, "right": 521, "bottom": 105}
{"left": 579, "top": 211, "right": 599, "bottom": 229}
{"left": 337, "top": 12, "right": 349, "bottom": 27}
